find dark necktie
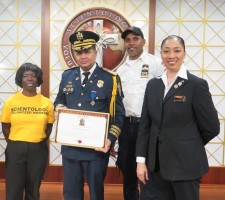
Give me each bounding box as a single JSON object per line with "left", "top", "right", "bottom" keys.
{"left": 82, "top": 72, "right": 90, "bottom": 88}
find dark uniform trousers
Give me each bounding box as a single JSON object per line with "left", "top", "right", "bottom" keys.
{"left": 117, "top": 117, "right": 141, "bottom": 200}
{"left": 141, "top": 142, "right": 201, "bottom": 200}
{"left": 63, "top": 155, "right": 109, "bottom": 200}
{"left": 5, "top": 141, "right": 48, "bottom": 200}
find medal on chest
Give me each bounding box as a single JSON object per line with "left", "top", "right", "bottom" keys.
{"left": 90, "top": 90, "right": 97, "bottom": 106}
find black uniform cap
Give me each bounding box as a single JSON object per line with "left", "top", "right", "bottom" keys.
{"left": 121, "top": 26, "right": 144, "bottom": 39}
{"left": 69, "top": 31, "right": 100, "bottom": 51}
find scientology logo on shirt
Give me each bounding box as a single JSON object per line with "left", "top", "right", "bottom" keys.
{"left": 11, "top": 107, "right": 47, "bottom": 114}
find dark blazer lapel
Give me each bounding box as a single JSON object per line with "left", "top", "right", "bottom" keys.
{"left": 157, "top": 79, "right": 165, "bottom": 110}
{"left": 71, "top": 68, "right": 82, "bottom": 94}
{"left": 163, "top": 77, "right": 187, "bottom": 104}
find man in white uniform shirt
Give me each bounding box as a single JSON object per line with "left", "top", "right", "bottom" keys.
{"left": 116, "top": 26, "right": 164, "bottom": 200}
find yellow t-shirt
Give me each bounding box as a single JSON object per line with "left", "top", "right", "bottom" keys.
{"left": 1, "top": 92, "right": 54, "bottom": 142}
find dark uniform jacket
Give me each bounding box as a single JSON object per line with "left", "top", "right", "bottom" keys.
{"left": 136, "top": 71, "right": 220, "bottom": 181}
{"left": 54, "top": 64, "right": 125, "bottom": 160}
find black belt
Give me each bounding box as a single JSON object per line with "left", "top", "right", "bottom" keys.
{"left": 126, "top": 116, "right": 140, "bottom": 123}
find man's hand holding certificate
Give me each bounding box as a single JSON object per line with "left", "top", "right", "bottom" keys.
{"left": 95, "top": 139, "right": 111, "bottom": 153}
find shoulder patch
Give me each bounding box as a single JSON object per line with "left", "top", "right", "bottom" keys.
{"left": 102, "top": 67, "right": 117, "bottom": 76}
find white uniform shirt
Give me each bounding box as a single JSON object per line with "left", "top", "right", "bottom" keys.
{"left": 160, "top": 64, "right": 188, "bottom": 97}
{"left": 116, "top": 51, "right": 164, "bottom": 117}
{"left": 80, "top": 63, "right": 96, "bottom": 83}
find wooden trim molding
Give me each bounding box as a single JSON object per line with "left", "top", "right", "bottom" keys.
{"left": 1, "top": 164, "right": 225, "bottom": 184}
{"left": 201, "top": 167, "right": 225, "bottom": 184}
{"left": 41, "top": 0, "right": 50, "bottom": 98}
{"left": 43, "top": 166, "right": 123, "bottom": 184}
{"left": 148, "top": 0, "right": 156, "bottom": 54}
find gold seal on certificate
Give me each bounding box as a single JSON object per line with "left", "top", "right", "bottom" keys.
{"left": 55, "top": 109, "right": 109, "bottom": 149}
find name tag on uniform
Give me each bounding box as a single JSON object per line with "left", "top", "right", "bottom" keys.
{"left": 174, "top": 95, "right": 186, "bottom": 103}
{"left": 63, "top": 83, "right": 74, "bottom": 93}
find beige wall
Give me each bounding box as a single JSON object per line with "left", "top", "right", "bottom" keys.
{"left": 0, "top": 0, "right": 224, "bottom": 168}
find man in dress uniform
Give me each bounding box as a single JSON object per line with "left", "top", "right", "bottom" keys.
{"left": 54, "top": 30, "right": 125, "bottom": 200}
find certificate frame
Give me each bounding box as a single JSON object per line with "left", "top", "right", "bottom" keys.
{"left": 55, "top": 108, "right": 110, "bottom": 149}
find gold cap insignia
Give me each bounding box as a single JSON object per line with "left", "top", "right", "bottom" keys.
{"left": 76, "top": 32, "right": 83, "bottom": 41}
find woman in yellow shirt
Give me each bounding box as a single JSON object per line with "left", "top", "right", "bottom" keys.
{"left": 1, "top": 63, "right": 54, "bottom": 200}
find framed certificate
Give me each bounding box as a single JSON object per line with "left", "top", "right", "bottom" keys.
{"left": 55, "top": 109, "right": 110, "bottom": 149}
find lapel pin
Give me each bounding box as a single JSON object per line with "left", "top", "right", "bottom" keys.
{"left": 174, "top": 84, "right": 178, "bottom": 89}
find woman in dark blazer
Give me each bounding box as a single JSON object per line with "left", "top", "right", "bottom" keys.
{"left": 136, "top": 35, "right": 220, "bottom": 200}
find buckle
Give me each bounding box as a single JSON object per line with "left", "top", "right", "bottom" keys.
{"left": 128, "top": 116, "right": 140, "bottom": 123}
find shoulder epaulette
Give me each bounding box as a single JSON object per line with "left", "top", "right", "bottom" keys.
{"left": 65, "top": 66, "right": 78, "bottom": 71}
{"left": 102, "top": 67, "right": 117, "bottom": 76}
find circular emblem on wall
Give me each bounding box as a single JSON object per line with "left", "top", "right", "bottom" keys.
{"left": 58, "top": 6, "right": 130, "bottom": 70}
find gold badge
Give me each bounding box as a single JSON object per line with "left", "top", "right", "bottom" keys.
{"left": 97, "top": 80, "right": 104, "bottom": 88}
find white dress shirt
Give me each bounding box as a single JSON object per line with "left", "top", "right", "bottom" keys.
{"left": 116, "top": 51, "right": 164, "bottom": 117}
{"left": 80, "top": 63, "right": 97, "bottom": 83}
{"left": 160, "top": 64, "right": 188, "bottom": 97}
